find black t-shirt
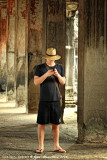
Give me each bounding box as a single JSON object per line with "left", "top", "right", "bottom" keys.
{"left": 34, "top": 63, "right": 65, "bottom": 102}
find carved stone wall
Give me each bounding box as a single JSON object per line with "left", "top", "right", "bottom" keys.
{"left": 78, "top": 0, "right": 107, "bottom": 143}
{"left": 28, "top": 0, "right": 43, "bottom": 113}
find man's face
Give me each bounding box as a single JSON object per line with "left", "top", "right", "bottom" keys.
{"left": 47, "top": 59, "right": 55, "bottom": 63}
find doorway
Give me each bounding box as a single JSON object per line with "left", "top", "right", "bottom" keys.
{"left": 64, "top": 0, "right": 78, "bottom": 138}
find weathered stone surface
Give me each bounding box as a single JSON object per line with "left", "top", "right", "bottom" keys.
{"left": 0, "top": 7, "right": 7, "bottom": 97}
{"left": 78, "top": 0, "right": 107, "bottom": 142}
{"left": 7, "top": 0, "right": 15, "bottom": 100}
{"left": 15, "top": 0, "right": 27, "bottom": 107}
{"left": 28, "top": 0, "right": 43, "bottom": 113}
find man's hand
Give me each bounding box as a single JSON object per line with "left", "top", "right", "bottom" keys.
{"left": 53, "top": 68, "right": 65, "bottom": 85}
{"left": 53, "top": 68, "right": 60, "bottom": 78}
{"left": 46, "top": 69, "right": 54, "bottom": 77}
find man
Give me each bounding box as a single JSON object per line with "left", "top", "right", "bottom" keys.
{"left": 34, "top": 48, "right": 66, "bottom": 153}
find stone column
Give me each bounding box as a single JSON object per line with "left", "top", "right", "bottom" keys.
{"left": 0, "top": 9, "right": 2, "bottom": 93}
{"left": 7, "top": 0, "right": 16, "bottom": 101}
{"left": 28, "top": 0, "right": 43, "bottom": 113}
{"left": 44, "top": 0, "right": 66, "bottom": 122}
{"left": 78, "top": 0, "right": 107, "bottom": 143}
{"left": 0, "top": 7, "right": 7, "bottom": 101}
{"left": 15, "top": 0, "right": 28, "bottom": 109}
{"left": 65, "top": 16, "right": 75, "bottom": 106}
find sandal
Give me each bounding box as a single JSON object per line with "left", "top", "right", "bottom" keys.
{"left": 54, "top": 148, "right": 66, "bottom": 153}
{"left": 36, "top": 149, "right": 44, "bottom": 154}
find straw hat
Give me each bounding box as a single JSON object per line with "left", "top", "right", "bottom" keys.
{"left": 42, "top": 48, "right": 61, "bottom": 60}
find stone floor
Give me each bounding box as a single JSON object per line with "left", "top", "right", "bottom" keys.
{"left": 0, "top": 107, "right": 107, "bottom": 160}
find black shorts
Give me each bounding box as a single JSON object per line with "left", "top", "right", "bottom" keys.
{"left": 37, "top": 101, "right": 61, "bottom": 125}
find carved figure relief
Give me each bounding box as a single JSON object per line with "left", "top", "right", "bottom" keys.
{"left": 47, "top": 22, "right": 56, "bottom": 46}
{"left": 47, "top": 0, "right": 63, "bottom": 16}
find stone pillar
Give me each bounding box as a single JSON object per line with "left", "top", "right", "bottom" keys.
{"left": 78, "top": 0, "right": 107, "bottom": 143}
{"left": 44, "top": 0, "right": 66, "bottom": 122}
{"left": 65, "top": 16, "right": 75, "bottom": 105}
{"left": 0, "top": 7, "right": 7, "bottom": 101}
{"left": 0, "top": 9, "right": 2, "bottom": 94}
{"left": 15, "top": 0, "right": 28, "bottom": 109}
{"left": 7, "top": 0, "right": 16, "bottom": 101}
{"left": 28, "top": 0, "right": 43, "bottom": 113}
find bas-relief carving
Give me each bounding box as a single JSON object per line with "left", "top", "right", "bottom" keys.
{"left": 47, "top": 21, "right": 63, "bottom": 47}
{"left": 47, "top": 0, "right": 63, "bottom": 16}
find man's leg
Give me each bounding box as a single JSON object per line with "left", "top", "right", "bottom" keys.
{"left": 52, "top": 124, "right": 59, "bottom": 149}
{"left": 52, "top": 124, "right": 66, "bottom": 152}
{"left": 36, "top": 124, "right": 45, "bottom": 152}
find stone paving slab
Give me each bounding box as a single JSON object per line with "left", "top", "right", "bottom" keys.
{"left": 0, "top": 108, "right": 107, "bottom": 160}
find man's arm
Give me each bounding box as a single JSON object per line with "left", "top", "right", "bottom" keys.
{"left": 34, "top": 69, "right": 54, "bottom": 86}
{"left": 57, "top": 75, "right": 65, "bottom": 85}
{"left": 53, "top": 69, "right": 65, "bottom": 85}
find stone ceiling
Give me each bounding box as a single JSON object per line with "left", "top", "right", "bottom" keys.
{"left": 0, "top": 0, "right": 78, "bottom": 17}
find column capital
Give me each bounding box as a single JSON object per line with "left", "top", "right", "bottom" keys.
{"left": 66, "top": 1, "right": 78, "bottom": 18}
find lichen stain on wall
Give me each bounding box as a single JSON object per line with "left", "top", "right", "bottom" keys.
{"left": 30, "top": 0, "right": 43, "bottom": 29}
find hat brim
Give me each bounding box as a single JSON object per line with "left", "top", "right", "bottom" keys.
{"left": 42, "top": 55, "right": 61, "bottom": 60}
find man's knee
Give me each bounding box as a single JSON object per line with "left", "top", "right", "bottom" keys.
{"left": 52, "top": 124, "right": 59, "bottom": 129}
{"left": 38, "top": 124, "right": 45, "bottom": 128}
